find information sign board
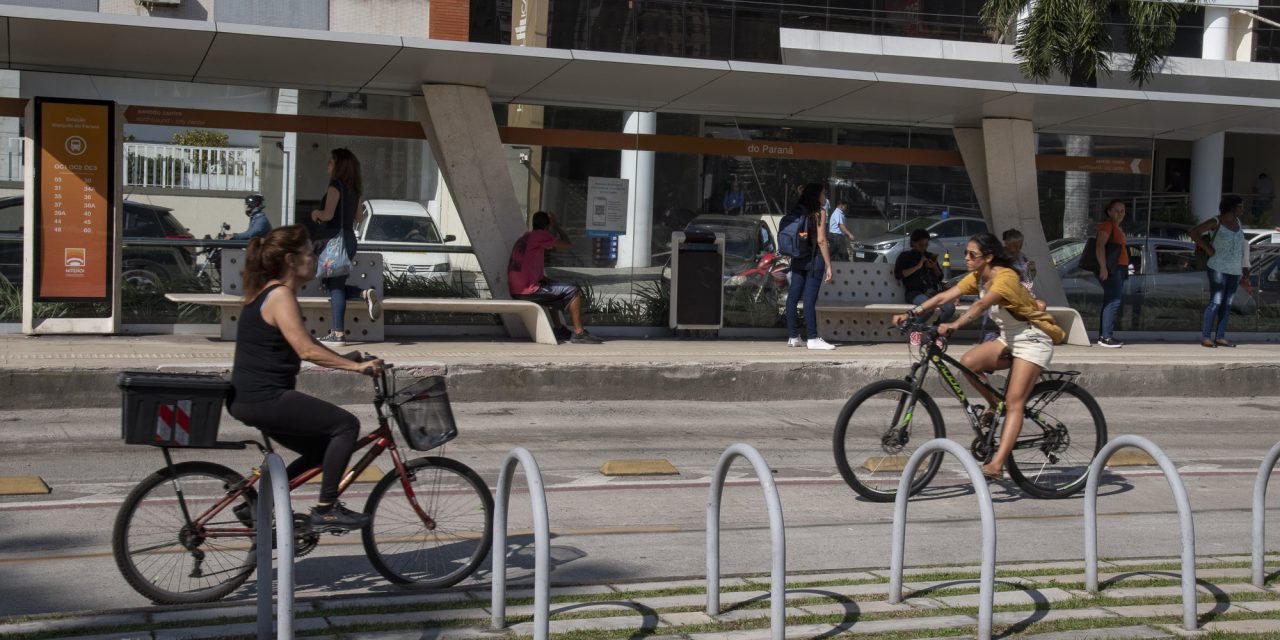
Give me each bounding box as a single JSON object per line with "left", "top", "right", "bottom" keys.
{"left": 34, "top": 98, "right": 115, "bottom": 302}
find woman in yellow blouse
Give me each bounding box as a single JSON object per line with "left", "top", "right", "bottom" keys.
{"left": 894, "top": 232, "right": 1065, "bottom": 480}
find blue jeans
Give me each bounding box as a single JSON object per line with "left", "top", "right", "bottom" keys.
{"left": 786, "top": 263, "right": 824, "bottom": 339}
{"left": 909, "top": 292, "right": 955, "bottom": 324}
{"left": 322, "top": 275, "right": 366, "bottom": 333}
{"left": 1097, "top": 270, "right": 1126, "bottom": 339}
{"left": 1202, "top": 267, "right": 1240, "bottom": 340}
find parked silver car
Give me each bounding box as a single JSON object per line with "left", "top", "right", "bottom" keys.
{"left": 1053, "top": 237, "right": 1255, "bottom": 316}
{"left": 849, "top": 215, "right": 988, "bottom": 267}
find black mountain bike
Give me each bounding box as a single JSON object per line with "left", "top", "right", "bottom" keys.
{"left": 833, "top": 319, "right": 1106, "bottom": 501}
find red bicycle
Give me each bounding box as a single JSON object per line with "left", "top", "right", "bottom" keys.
{"left": 110, "top": 366, "right": 493, "bottom": 604}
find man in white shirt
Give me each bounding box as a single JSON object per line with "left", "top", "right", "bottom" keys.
{"left": 827, "top": 199, "right": 853, "bottom": 261}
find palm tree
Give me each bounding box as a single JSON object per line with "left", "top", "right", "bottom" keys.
{"left": 981, "top": 0, "right": 1198, "bottom": 239}
{"left": 982, "top": 0, "right": 1198, "bottom": 88}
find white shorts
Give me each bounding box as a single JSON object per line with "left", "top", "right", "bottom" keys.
{"left": 998, "top": 325, "right": 1055, "bottom": 369}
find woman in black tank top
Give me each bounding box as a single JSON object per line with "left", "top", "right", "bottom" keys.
{"left": 308, "top": 148, "right": 381, "bottom": 347}
{"left": 227, "top": 224, "right": 385, "bottom": 532}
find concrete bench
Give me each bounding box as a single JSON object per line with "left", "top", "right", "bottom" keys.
{"left": 166, "top": 294, "right": 558, "bottom": 345}
{"left": 815, "top": 263, "right": 1090, "bottom": 346}
{"left": 169, "top": 249, "right": 556, "bottom": 344}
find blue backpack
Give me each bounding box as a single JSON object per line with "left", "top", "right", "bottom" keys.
{"left": 777, "top": 211, "right": 813, "bottom": 261}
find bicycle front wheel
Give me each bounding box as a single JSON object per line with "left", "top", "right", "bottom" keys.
{"left": 833, "top": 380, "right": 947, "bottom": 502}
{"left": 111, "top": 462, "right": 257, "bottom": 604}
{"left": 1007, "top": 380, "right": 1107, "bottom": 499}
{"left": 363, "top": 456, "right": 494, "bottom": 588}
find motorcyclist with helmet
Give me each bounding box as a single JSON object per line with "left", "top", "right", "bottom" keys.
{"left": 225, "top": 193, "right": 272, "bottom": 240}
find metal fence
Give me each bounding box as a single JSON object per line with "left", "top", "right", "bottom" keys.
{"left": 125, "top": 143, "right": 260, "bottom": 191}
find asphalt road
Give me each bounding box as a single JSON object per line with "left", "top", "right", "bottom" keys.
{"left": 0, "top": 396, "right": 1277, "bottom": 618}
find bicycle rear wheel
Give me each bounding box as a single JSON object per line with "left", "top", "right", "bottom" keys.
{"left": 363, "top": 456, "right": 493, "bottom": 588}
{"left": 111, "top": 462, "right": 257, "bottom": 604}
{"left": 1007, "top": 380, "right": 1107, "bottom": 499}
{"left": 833, "top": 380, "right": 947, "bottom": 502}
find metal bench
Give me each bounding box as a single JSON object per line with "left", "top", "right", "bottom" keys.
{"left": 815, "top": 262, "right": 1090, "bottom": 346}
{"left": 166, "top": 249, "right": 556, "bottom": 345}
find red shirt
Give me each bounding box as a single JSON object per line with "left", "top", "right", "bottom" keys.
{"left": 1097, "top": 220, "right": 1129, "bottom": 266}
{"left": 507, "top": 229, "right": 558, "bottom": 295}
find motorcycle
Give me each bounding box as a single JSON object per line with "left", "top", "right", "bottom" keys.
{"left": 724, "top": 250, "right": 789, "bottom": 324}
{"left": 194, "top": 222, "right": 231, "bottom": 292}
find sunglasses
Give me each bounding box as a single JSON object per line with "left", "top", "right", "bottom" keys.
{"left": 964, "top": 250, "right": 987, "bottom": 260}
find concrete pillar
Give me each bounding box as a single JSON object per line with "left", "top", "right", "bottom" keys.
{"left": 953, "top": 127, "right": 991, "bottom": 227}
{"left": 978, "top": 118, "right": 1067, "bottom": 307}
{"left": 618, "top": 111, "right": 655, "bottom": 268}
{"left": 416, "top": 84, "right": 528, "bottom": 336}
{"left": 265, "top": 89, "right": 297, "bottom": 225}
{"left": 1191, "top": 7, "right": 1233, "bottom": 222}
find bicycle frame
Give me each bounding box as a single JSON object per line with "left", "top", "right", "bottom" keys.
{"left": 168, "top": 367, "right": 437, "bottom": 540}
{"left": 907, "top": 340, "right": 1008, "bottom": 431}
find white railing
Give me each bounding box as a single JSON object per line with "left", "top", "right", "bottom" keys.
{"left": 125, "top": 143, "right": 260, "bottom": 191}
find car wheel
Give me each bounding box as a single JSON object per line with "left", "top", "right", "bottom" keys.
{"left": 122, "top": 267, "right": 163, "bottom": 292}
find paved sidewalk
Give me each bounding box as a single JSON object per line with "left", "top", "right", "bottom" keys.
{"left": 1, "top": 333, "right": 1279, "bottom": 409}
{"left": 4, "top": 554, "right": 1280, "bottom": 639}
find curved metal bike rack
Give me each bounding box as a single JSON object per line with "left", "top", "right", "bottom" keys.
{"left": 1085, "top": 435, "right": 1196, "bottom": 631}
{"left": 255, "top": 452, "right": 294, "bottom": 640}
{"left": 706, "top": 443, "right": 786, "bottom": 640}
{"left": 889, "top": 438, "right": 996, "bottom": 640}
{"left": 1252, "top": 441, "right": 1280, "bottom": 587}
{"left": 491, "top": 447, "right": 551, "bottom": 640}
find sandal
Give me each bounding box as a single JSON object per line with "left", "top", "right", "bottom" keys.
{"left": 981, "top": 468, "right": 1005, "bottom": 483}
{"left": 1215, "top": 339, "right": 1236, "bottom": 348}
{"left": 1201, "top": 339, "right": 1217, "bottom": 348}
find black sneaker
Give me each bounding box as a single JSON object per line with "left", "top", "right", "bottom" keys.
{"left": 1097, "top": 337, "right": 1123, "bottom": 348}
{"left": 232, "top": 502, "right": 254, "bottom": 527}
{"left": 553, "top": 326, "right": 573, "bottom": 343}
{"left": 569, "top": 331, "right": 604, "bottom": 344}
{"left": 309, "top": 502, "right": 370, "bottom": 531}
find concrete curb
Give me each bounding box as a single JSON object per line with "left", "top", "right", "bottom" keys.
{"left": 4, "top": 359, "right": 1280, "bottom": 409}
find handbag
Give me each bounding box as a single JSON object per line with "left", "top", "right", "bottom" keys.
{"left": 315, "top": 185, "right": 352, "bottom": 279}
{"left": 1193, "top": 217, "right": 1220, "bottom": 271}
{"left": 1078, "top": 240, "right": 1122, "bottom": 275}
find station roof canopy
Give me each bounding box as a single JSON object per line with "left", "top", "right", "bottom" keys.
{"left": 4, "top": 5, "right": 1280, "bottom": 140}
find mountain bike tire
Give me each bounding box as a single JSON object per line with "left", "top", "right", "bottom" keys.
{"left": 834, "top": 379, "right": 947, "bottom": 502}
{"left": 1007, "top": 380, "right": 1107, "bottom": 499}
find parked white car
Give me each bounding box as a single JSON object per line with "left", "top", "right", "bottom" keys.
{"left": 357, "top": 199, "right": 456, "bottom": 279}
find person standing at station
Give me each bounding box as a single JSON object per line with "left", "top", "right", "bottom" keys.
{"left": 1191, "top": 195, "right": 1252, "bottom": 348}
{"left": 827, "top": 199, "right": 853, "bottom": 261}
{"left": 1092, "top": 199, "right": 1128, "bottom": 348}
{"left": 310, "top": 148, "right": 381, "bottom": 347}
{"left": 784, "top": 182, "right": 835, "bottom": 350}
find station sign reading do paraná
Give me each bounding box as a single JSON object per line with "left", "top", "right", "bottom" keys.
{"left": 35, "top": 98, "right": 115, "bottom": 302}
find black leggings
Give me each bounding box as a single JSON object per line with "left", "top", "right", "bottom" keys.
{"left": 228, "top": 390, "right": 359, "bottom": 504}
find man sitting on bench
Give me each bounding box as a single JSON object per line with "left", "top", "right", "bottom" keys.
{"left": 508, "top": 211, "right": 604, "bottom": 345}
{"left": 895, "top": 228, "right": 955, "bottom": 324}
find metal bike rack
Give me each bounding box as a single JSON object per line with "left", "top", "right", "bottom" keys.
{"left": 1085, "top": 435, "right": 1196, "bottom": 631}
{"left": 491, "top": 447, "right": 551, "bottom": 640}
{"left": 706, "top": 443, "right": 786, "bottom": 640}
{"left": 255, "top": 452, "right": 295, "bottom": 640}
{"left": 1252, "top": 441, "right": 1280, "bottom": 587}
{"left": 889, "top": 438, "right": 996, "bottom": 640}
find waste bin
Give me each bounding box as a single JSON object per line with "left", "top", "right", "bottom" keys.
{"left": 669, "top": 230, "right": 724, "bottom": 332}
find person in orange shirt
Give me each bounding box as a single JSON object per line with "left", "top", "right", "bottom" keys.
{"left": 1093, "top": 199, "right": 1129, "bottom": 348}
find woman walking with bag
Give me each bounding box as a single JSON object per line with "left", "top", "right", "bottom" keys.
{"left": 311, "top": 148, "right": 381, "bottom": 346}
{"left": 1191, "top": 195, "right": 1253, "bottom": 348}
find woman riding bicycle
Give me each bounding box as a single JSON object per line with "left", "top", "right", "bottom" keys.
{"left": 227, "top": 224, "right": 384, "bottom": 531}
{"left": 893, "top": 232, "right": 1065, "bottom": 481}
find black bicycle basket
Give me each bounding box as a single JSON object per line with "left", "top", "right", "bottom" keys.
{"left": 389, "top": 375, "right": 458, "bottom": 451}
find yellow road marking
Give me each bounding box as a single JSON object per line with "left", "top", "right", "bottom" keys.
{"left": 1106, "top": 450, "right": 1158, "bottom": 467}
{"left": 861, "top": 456, "right": 910, "bottom": 473}
{"left": 600, "top": 459, "right": 679, "bottom": 476}
{"left": 0, "top": 476, "right": 51, "bottom": 495}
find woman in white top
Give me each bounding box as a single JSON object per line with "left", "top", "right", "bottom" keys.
{"left": 1190, "top": 195, "right": 1252, "bottom": 348}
